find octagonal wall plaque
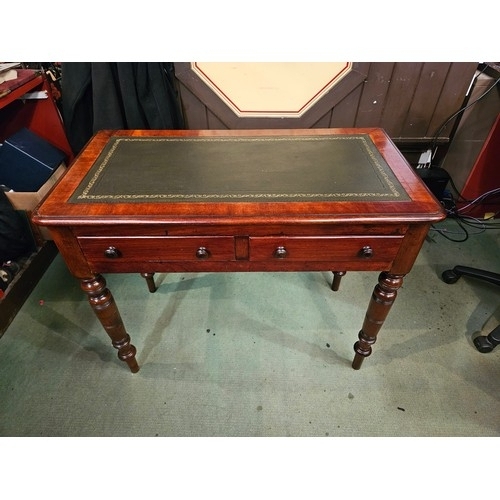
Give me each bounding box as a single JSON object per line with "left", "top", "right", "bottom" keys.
{"left": 191, "top": 62, "right": 352, "bottom": 118}
{"left": 175, "top": 62, "right": 369, "bottom": 129}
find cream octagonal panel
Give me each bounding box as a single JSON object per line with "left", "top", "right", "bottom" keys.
{"left": 191, "top": 62, "right": 352, "bottom": 118}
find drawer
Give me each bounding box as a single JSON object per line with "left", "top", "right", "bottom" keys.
{"left": 249, "top": 236, "right": 403, "bottom": 262}
{"left": 78, "top": 236, "right": 235, "bottom": 263}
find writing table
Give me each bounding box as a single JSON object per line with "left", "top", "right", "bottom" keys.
{"left": 33, "top": 128, "right": 445, "bottom": 372}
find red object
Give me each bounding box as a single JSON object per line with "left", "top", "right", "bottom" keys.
{"left": 0, "top": 69, "right": 38, "bottom": 96}
{"left": 459, "top": 114, "right": 500, "bottom": 217}
{"left": 0, "top": 72, "right": 74, "bottom": 162}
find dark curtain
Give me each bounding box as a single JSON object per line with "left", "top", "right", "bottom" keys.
{"left": 0, "top": 190, "right": 34, "bottom": 263}
{"left": 61, "top": 62, "right": 185, "bottom": 155}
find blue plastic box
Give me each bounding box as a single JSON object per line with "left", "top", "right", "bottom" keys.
{"left": 0, "top": 128, "right": 66, "bottom": 192}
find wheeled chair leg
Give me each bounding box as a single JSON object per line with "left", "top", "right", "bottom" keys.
{"left": 442, "top": 266, "right": 500, "bottom": 286}
{"left": 442, "top": 266, "right": 500, "bottom": 353}
{"left": 473, "top": 324, "right": 500, "bottom": 353}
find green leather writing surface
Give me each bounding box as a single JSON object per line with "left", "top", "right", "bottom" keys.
{"left": 70, "top": 135, "right": 410, "bottom": 203}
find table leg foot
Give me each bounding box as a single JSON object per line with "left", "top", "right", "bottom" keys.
{"left": 351, "top": 353, "right": 365, "bottom": 370}
{"left": 352, "top": 272, "right": 404, "bottom": 369}
{"left": 81, "top": 275, "right": 140, "bottom": 373}
{"left": 141, "top": 272, "right": 157, "bottom": 293}
{"left": 331, "top": 271, "right": 346, "bottom": 291}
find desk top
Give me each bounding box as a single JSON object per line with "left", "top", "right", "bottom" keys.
{"left": 34, "top": 128, "right": 445, "bottom": 226}
{"left": 69, "top": 133, "right": 408, "bottom": 203}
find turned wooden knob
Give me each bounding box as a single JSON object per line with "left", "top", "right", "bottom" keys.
{"left": 104, "top": 246, "right": 121, "bottom": 258}
{"left": 196, "top": 247, "right": 210, "bottom": 259}
{"left": 273, "top": 246, "right": 288, "bottom": 259}
{"left": 360, "top": 245, "right": 373, "bottom": 258}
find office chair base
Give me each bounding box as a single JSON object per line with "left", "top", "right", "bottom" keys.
{"left": 442, "top": 265, "right": 500, "bottom": 353}
{"left": 441, "top": 266, "right": 500, "bottom": 286}
{"left": 473, "top": 325, "right": 500, "bottom": 353}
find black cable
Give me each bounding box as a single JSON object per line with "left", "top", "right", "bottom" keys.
{"left": 447, "top": 174, "right": 473, "bottom": 202}
{"left": 430, "top": 70, "right": 500, "bottom": 153}
{"left": 432, "top": 185, "right": 500, "bottom": 242}
{"left": 458, "top": 214, "right": 500, "bottom": 231}
{"left": 427, "top": 67, "right": 500, "bottom": 241}
{"left": 431, "top": 217, "right": 470, "bottom": 242}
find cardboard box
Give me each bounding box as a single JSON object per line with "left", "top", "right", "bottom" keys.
{"left": 6, "top": 163, "right": 66, "bottom": 240}
{"left": 0, "top": 128, "right": 66, "bottom": 192}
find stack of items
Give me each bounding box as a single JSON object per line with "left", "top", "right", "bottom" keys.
{"left": 0, "top": 127, "right": 66, "bottom": 196}
{"left": 0, "top": 63, "right": 20, "bottom": 84}
{"left": 0, "top": 128, "right": 66, "bottom": 295}
{"left": 0, "top": 63, "right": 35, "bottom": 98}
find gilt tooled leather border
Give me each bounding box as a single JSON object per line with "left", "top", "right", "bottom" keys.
{"left": 70, "top": 135, "right": 410, "bottom": 203}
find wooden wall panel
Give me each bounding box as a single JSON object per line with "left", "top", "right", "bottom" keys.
{"left": 330, "top": 84, "right": 364, "bottom": 128}
{"left": 311, "top": 110, "right": 332, "bottom": 128}
{"left": 355, "top": 62, "right": 395, "bottom": 127}
{"left": 207, "top": 109, "right": 227, "bottom": 129}
{"left": 400, "top": 62, "right": 451, "bottom": 138}
{"left": 179, "top": 84, "right": 209, "bottom": 129}
{"left": 378, "top": 63, "right": 424, "bottom": 137}
{"left": 175, "top": 62, "right": 479, "bottom": 153}
{"left": 425, "top": 62, "right": 479, "bottom": 139}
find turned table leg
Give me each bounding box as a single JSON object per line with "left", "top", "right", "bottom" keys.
{"left": 80, "top": 274, "right": 139, "bottom": 373}
{"left": 141, "top": 272, "right": 157, "bottom": 293}
{"left": 331, "top": 271, "right": 346, "bottom": 291}
{"left": 352, "top": 272, "right": 404, "bottom": 370}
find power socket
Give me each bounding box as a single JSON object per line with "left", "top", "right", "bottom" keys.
{"left": 417, "top": 149, "right": 432, "bottom": 167}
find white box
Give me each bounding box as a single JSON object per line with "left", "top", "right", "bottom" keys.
{"left": 6, "top": 163, "right": 66, "bottom": 240}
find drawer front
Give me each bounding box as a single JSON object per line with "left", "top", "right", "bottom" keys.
{"left": 78, "top": 236, "right": 235, "bottom": 263}
{"left": 249, "top": 236, "right": 403, "bottom": 262}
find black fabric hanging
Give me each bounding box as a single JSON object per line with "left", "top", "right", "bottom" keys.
{"left": 61, "top": 62, "right": 185, "bottom": 155}
{"left": 0, "top": 190, "right": 34, "bottom": 263}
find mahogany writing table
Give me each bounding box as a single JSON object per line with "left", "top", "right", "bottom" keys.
{"left": 33, "top": 128, "right": 445, "bottom": 372}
